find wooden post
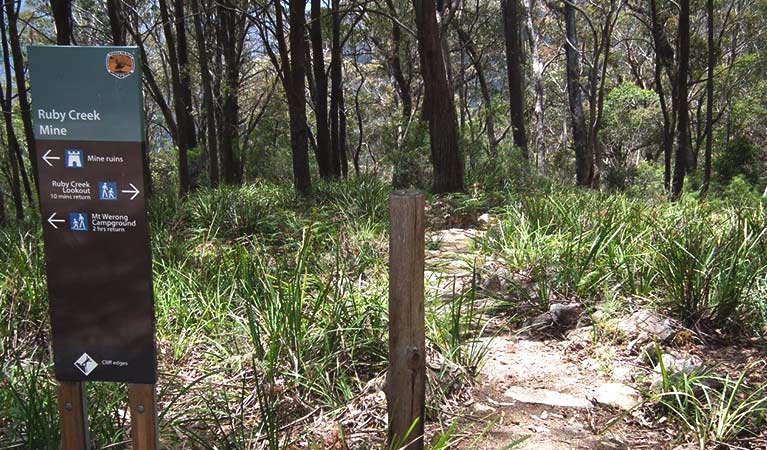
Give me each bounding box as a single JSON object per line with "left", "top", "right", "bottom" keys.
{"left": 385, "top": 191, "right": 426, "bottom": 450}
{"left": 57, "top": 381, "right": 89, "bottom": 450}
{"left": 128, "top": 384, "right": 159, "bottom": 450}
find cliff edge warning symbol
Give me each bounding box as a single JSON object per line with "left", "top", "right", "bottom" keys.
{"left": 106, "top": 51, "right": 134, "bottom": 79}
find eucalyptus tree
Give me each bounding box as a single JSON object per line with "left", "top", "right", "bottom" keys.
{"left": 413, "top": 0, "right": 464, "bottom": 193}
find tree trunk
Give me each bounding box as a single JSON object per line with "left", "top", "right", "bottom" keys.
{"left": 191, "top": 0, "right": 219, "bottom": 187}
{"left": 329, "top": 0, "right": 346, "bottom": 178}
{"left": 0, "top": 85, "right": 22, "bottom": 220}
{"left": 650, "top": 0, "right": 673, "bottom": 191}
{"left": 385, "top": 0, "right": 412, "bottom": 122}
{"left": 5, "top": 2, "right": 37, "bottom": 195}
{"left": 49, "top": 0, "right": 74, "bottom": 45}
{"left": 310, "top": 0, "right": 334, "bottom": 178}
{"left": 502, "top": 0, "right": 528, "bottom": 154}
{"left": 175, "top": 0, "right": 198, "bottom": 152}
{"left": 564, "top": 1, "right": 590, "bottom": 186}
{"left": 217, "top": 0, "right": 244, "bottom": 184}
{"left": 456, "top": 26, "right": 496, "bottom": 153}
{"left": 672, "top": 0, "right": 690, "bottom": 200}
{"left": 413, "top": 0, "right": 464, "bottom": 193}
{"left": 526, "top": 0, "right": 546, "bottom": 173}
{"left": 158, "top": 0, "right": 191, "bottom": 194}
{"left": 1, "top": 5, "right": 30, "bottom": 207}
{"left": 282, "top": 0, "right": 312, "bottom": 193}
{"left": 702, "top": 0, "right": 714, "bottom": 195}
{"left": 106, "top": 0, "right": 127, "bottom": 45}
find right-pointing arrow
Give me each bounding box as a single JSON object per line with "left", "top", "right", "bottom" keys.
{"left": 121, "top": 183, "right": 140, "bottom": 200}
{"left": 47, "top": 212, "right": 66, "bottom": 229}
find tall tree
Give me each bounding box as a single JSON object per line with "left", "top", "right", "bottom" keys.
{"left": 526, "top": 0, "right": 546, "bottom": 173}
{"left": 310, "top": 0, "right": 334, "bottom": 178}
{"left": 413, "top": 0, "right": 464, "bottom": 193}
{"left": 191, "top": 0, "right": 219, "bottom": 187}
{"left": 1, "top": 4, "right": 30, "bottom": 209}
{"left": 649, "top": 0, "right": 675, "bottom": 191}
{"left": 5, "top": 1, "right": 37, "bottom": 195}
{"left": 456, "top": 25, "right": 497, "bottom": 153}
{"left": 502, "top": 0, "right": 528, "bottom": 154}
{"left": 106, "top": 0, "right": 127, "bottom": 45}
{"left": 702, "top": 0, "right": 714, "bottom": 195}
{"left": 158, "top": 0, "right": 197, "bottom": 193}
{"left": 216, "top": 0, "right": 248, "bottom": 184}
{"left": 564, "top": 0, "right": 591, "bottom": 186}
{"left": 329, "top": 0, "right": 347, "bottom": 177}
{"left": 672, "top": 0, "right": 690, "bottom": 199}
{"left": 49, "top": 0, "right": 74, "bottom": 45}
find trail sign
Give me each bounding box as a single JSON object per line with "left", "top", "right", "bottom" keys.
{"left": 29, "top": 46, "right": 156, "bottom": 384}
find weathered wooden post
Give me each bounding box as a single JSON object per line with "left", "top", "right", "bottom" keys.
{"left": 57, "top": 381, "right": 89, "bottom": 449}
{"left": 385, "top": 191, "right": 426, "bottom": 450}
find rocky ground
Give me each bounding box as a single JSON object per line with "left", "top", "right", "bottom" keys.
{"left": 421, "top": 221, "right": 766, "bottom": 450}
{"left": 309, "top": 218, "right": 766, "bottom": 450}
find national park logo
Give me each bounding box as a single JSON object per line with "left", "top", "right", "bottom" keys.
{"left": 106, "top": 51, "right": 135, "bottom": 79}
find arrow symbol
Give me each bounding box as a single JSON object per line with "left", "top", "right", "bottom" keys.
{"left": 121, "top": 183, "right": 140, "bottom": 200}
{"left": 42, "top": 149, "right": 60, "bottom": 167}
{"left": 47, "top": 212, "right": 66, "bottom": 229}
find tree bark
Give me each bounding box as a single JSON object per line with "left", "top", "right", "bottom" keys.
{"left": 329, "top": 0, "right": 347, "bottom": 178}
{"left": 217, "top": 0, "right": 245, "bottom": 184}
{"left": 106, "top": 0, "right": 127, "bottom": 45}
{"left": 49, "top": 0, "right": 74, "bottom": 45}
{"left": 5, "top": 1, "right": 37, "bottom": 195}
{"left": 456, "top": 26, "right": 496, "bottom": 153}
{"left": 564, "top": 1, "right": 591, "bottom": 186}
{"left": 1, "top": 5, "right": 30, "bottom": 208}
{"left": 526, "top": 0, "right": 546, "bottom": 173}
{"left": 175, "top": 0, "right": 198, "bottom": 152}
{"left": 672, "top": 0, "right": 690, "bottom": 200}
{"left": 650, "top": 0, "right": 674, "bottom": 191}
{"left": 413, "top": 0, "right": 464, "bottom": 193}
{"left": 280, "top": 0, "right": 312, "bottom": 193}
{"left": 702, "top": 0, "right": 714, "bottom": 195}
{"left": 502, "top": 0, "right": 528, "bottom": 154}
{"left": 0, "top": 81, "right": 22, "bottom": 220}
{"left": 158, "top": 0, "right": 191, "bottom": 194}
{"left": 191, "top": 0, "right": 219, "bottom": 187}
{"left": 310, "top": 0, "right": 334, "bottom": 178}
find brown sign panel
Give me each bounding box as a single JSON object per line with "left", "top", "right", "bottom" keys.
{"left": 29, "top": 46, "right": 156, "bottom": 384}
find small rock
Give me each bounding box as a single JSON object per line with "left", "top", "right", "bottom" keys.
{"left": 505, "top": 386, "right": 591, "bottom": 409}
{"left": 550, "top": 303, "right": 583, "bottom": 327}
{"left": 611, "top": 366, "right": 634, "bottom": 383}
{"left": 528, "top": 311, "right": 553, "bottom": 330}
{"left": 588, "top": 383, "right": 643, "bottom": 411}
{"left": 472, "top": 402, "right": 496, "bottom": 414}
{"left": 611, "top": 310, "right": 678, "bottom": 345}
{"left": 588, "top": 437, "right": 629, "bottom": 450}
{"left": 566, "top": 326, "right": 594, "bottom": 348}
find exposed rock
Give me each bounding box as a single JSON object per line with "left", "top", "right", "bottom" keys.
{"left": 480, "top": 266, "right": 512, "bottom": 294}
{"left": 472, "top": 401, "right": 496, "bottom": 414}
{"left": 587, "top": 437, "right": 630, "bottom": 450}
{"left": 566, "top": 326, "right": 594, "bottom": 349}
{"left": 504, "top": 386, "right": 591, "bottom": 409}
{"left": 609, "top": 310, "right": 678, "bottom": 347}
{"left": 529, "top": 311, "right": 553, "bottom": 330}
{"left": 588, "top": 383, "right": 643, "bottom": 411}
{"left": 550, "top": 303, "right": 584, "bottom": 327}
{"left": 611, "top": 366, "right": 634, "bottom": 383}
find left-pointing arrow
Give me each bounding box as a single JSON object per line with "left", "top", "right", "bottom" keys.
{"left": 42, "top": 149, "right": 60, "bottom": 167}
{"left": 47, "top": 212, "right": 66, "bottom": 229}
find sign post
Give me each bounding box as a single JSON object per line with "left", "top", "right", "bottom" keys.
{"left": 29, "top": 46, "right": 157, "bottom": 449}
